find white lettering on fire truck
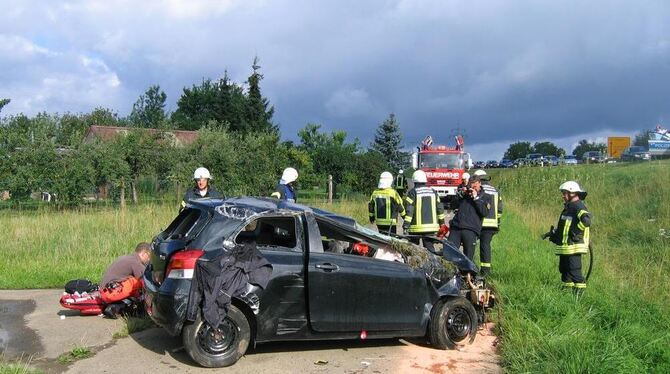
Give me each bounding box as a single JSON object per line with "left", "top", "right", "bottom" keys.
{"left": 426, "top": 172, "right": 460, "bottom": 179}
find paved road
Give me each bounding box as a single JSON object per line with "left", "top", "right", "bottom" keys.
{"left": 1, "top": 289, "right": 499, "bottom": 374}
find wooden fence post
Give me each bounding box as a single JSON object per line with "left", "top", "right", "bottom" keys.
{"left": 327, "top": 175, "right": 333, "bottom": 204}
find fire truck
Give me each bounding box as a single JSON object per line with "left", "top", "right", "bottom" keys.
{"left": 411, "top": 135, "right": 472, "bottom": 209}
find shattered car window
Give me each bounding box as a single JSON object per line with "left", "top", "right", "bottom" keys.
{"left": 234, "top": 216, "right": 301, "bottom": 252}
{"left": 316, "top": 218, "right": 404, "bottom": 263}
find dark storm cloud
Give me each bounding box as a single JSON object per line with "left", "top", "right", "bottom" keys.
{"left": 1, "top": 0, "right": 669, "bottom": 155}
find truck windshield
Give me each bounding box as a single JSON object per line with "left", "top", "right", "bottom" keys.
{"left": 419, "top": 153, "right": 462, "bottom": 168}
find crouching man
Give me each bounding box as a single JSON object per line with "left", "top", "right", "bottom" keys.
{"left": 100, "top": 242, "right": 151, "bottom": 318}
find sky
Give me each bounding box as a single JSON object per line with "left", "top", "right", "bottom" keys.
{"left": 1, "top": 0, "right": 669, "bottom": 160}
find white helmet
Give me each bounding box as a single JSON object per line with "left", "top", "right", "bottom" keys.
{"left": 473, "top": 169, "right": 487, "bottom": 177}
{"left": 559, "top": 181, "right": 583, "bottom": 193}
{"left": 193, "top": 167, "right": 212, "bottom": 180}
{"left": 378, "top": 171, "right": 393, "bottom": 188}
{"left": 280, "top": 167, "right": 298, "bottom": 184}
{"left": 462, "top": 172, "right": 470, "bottom": 181}
{"left": 412, "top": 170, "right": 427, "bottom": 183}
{"left": 398, "top": 169, "right": 404, "bottom": 174}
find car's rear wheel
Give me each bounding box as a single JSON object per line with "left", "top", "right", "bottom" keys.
{"left": 183, "top": 305, "right": 250, "bottom": 367}
{"left": 428, "top": 297, "right": 477, "bottom": 349}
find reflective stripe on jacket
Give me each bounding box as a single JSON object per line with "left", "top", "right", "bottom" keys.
{"left": 368, "top": 188, "right": 405, "bottom": 226}
{"left": 481, "top": 183, "right": 503, "bottom": 229}
{"left": 395, "top": 174, "right": 408, "bottom": 190}
{"left": 403, "top": 185, "right": 445, "bottom": 233}
{"left": 550, "top": 200, "right": 591, "bottom": 255}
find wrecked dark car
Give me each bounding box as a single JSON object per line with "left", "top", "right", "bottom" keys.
{"left": 143, "top": 197, "right": 494, "bottom": 367}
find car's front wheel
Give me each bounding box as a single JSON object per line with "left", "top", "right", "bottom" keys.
{"left": 428, "top": 297, "right": 478, "bottom": 349}
{"left": 182, "top": 305, "right": 251, "bottom": 367}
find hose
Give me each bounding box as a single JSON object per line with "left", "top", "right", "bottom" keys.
{"left": 585, "top": 243, "right": 594, "bottom": 282}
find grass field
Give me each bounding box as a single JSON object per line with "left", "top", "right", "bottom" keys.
{"left": 1, "top": 161, "right": 669, "bottom": 372}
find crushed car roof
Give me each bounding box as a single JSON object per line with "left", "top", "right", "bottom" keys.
{"left": 186, "top": 196, "right": 358, "bottom": 226}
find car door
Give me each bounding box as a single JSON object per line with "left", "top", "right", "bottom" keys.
{"left": 307, "top": 217, "right": 428, "bottom": 332}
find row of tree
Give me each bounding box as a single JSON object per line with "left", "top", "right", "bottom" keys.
{"left": 0, "top": 60, "right": 406, "bottom": 206}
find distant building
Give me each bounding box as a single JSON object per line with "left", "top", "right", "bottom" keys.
{"left": 83, "top": 125, "right": 198, "bottom": 148}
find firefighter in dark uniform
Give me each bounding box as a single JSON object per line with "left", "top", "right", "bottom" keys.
{"left": 181, "top": 167, "right": 223, "bottom": 210}
{"left": 448, "top": 175, "right": 490, "bottom": 262}
{"left": 271, "top": 167, "right": 298, "bottom": 203}
{"left": 473, "top": 170, "right": 503, "bottom": 276}
{"left": 394, "top": 169, "right": 409, "bottom": 198}
{"left": 402, "top": 170, "right": 446, "bottom": 251}
{"left": 368, "top": 172, "right": 405, "bottom": 234}
{"left": 547, "top": 181, "right": 591, "bottom": 293}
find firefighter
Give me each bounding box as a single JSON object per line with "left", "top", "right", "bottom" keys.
{"left": 100, "top": 242, "right": 151, "bottom": 318}
{"left": 473, "top": 169, "right": 503, "bottom": 276}
{"left": 368, "top": 172, "right": 405, "bottom": 234}
{"left": 394, "top": 169, "right": 409, "bottom": 198}
{"left": 448, "top": 175, "right": 490, "bottom": 262}
{"left": 547, "top": 181, "right": 591, "bottom": 293}
{"left": 271, "top": 167, "right": 298, "bottom": 203}
{"left": 402, "top": 170, "right": 446, "bottom": 251}
{"left": 181, "top": 167, "right": 223, "bottom": 210}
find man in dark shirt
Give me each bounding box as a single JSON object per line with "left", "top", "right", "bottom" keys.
{"left": 100, "top": 242, "right": 151, "bottom": 317}
{"left": 448, "top": 175, "right": 490, "bottom": 262}
{"left": 181, "top": 167, "right": 224, "bottom": 210}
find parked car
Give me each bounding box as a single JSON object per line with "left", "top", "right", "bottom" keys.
{"left": 513, "top": 158, "right": 526, "bottom": 167}
{"left": 499, "top": 159, "right": 514, "bottom": 168}
{"left": 143, "top": 197, "right": 494, "bottom": 368}
{"left": 544, "top": 155, "right": 559, "bottom": 166}
{"left": 620, "top": 146, "right": 651, "bottom": 162}
{"left": 474, "top": 161, "right": 486, "bottom": 169}
{"left": 485, "top": 160, "right": 499, "bottom": 168}
{"left": 526, "top": 153, "right": 545, "bottom": 166}
{"left": 582, "top": 151, "right": 605, "bottom": 164}
{"left": 560, "top": 155, "right": 578, "bottom": 165}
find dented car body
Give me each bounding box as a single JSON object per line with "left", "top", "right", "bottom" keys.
{"left": 143, "top": 197, "right": 494, "bottom": 367}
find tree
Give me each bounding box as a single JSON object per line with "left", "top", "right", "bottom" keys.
{"left": 503, "top": 141, "right": 533, "bottom": 160}
{"left": 173, "top": 74, "right": 247, "bottom": 131}
{"left": 245, "top": 57, "right": 277, "bottom": 133}
{"left": 85, "top": 107, "right": 122, "bottom": 126}
{"left": 572, "top": 139, "right": 606, "bottom": 159}
{"left": 633, "top": 129, "right": 651, "bottom": 148}
{"left": 533, "top": 141, "right": 566, "bottom": 157}
{"left": 0, "top": 98, "right": 10, "bottom": 114}
{"left": 298, "top": 124, "right": 361, "bottom": 193}
{"left": 371, "top": 113, "right": 407, "bottom": 171}
{"left": 129, "top": 85, "right": 167, "bottom": 128}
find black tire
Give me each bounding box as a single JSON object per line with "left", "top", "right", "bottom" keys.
{"left": 182, "top": 305, "right": 251, "bottom": 368}
{"left": 428, "top": 297, "right": 478, "bottom": 349}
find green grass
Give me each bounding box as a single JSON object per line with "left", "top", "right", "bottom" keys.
{"left": 113, "top": 315, "right": 156, "bottom": 339}
{"left": 488, "top": 160, "right": 670, "bottom": 372}
{"left": 0, "top": 357, "right": 42, "bottom": 374}
{"left": 0, "top": 203, "right": 178, "bottom": 288}
{"left": 56, "top": 346, "right": 93, "bottom": 364}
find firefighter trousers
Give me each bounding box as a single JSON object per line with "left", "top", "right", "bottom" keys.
{"left": 479, "top": 229, "right": 497, "bottom": 272}
{"left": 448, "top": 228, "right": 478, "bottom": 261}
{"left": 558, "top": 254, "right": 586, "bottom": 288}
{"left": 377, "top": 225, "right": 397, "bottom": 235}
{"left": 409, "top": 235, "right": 435, "bottom": 252}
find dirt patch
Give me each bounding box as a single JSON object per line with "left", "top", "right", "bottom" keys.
{"left": 397, "top": 323, "right": 500, "bottom": 374}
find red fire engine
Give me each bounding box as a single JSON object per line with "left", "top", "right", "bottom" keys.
{"left": 411, "top": 135, "right": 472, "bottom": 208}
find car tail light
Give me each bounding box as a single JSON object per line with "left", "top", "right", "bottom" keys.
{"left": 165, "top": 249, "right": 205, "bottom": 279}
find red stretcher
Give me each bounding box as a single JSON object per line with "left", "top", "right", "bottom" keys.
{"left": 59, "top": 291, "right": 105, "bottom": 316}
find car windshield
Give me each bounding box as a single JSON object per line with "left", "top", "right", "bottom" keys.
{"left": 565, "top": 155, "right": 576, "bottom": 160}
{"left": 629, "top": 146, "right": 645, "bottom": 152}
{"left": 419, "top": 153, "right": 462, "bottom": 168}
{"left": 528, "top": 154, "right": 542, "bottom": 159}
